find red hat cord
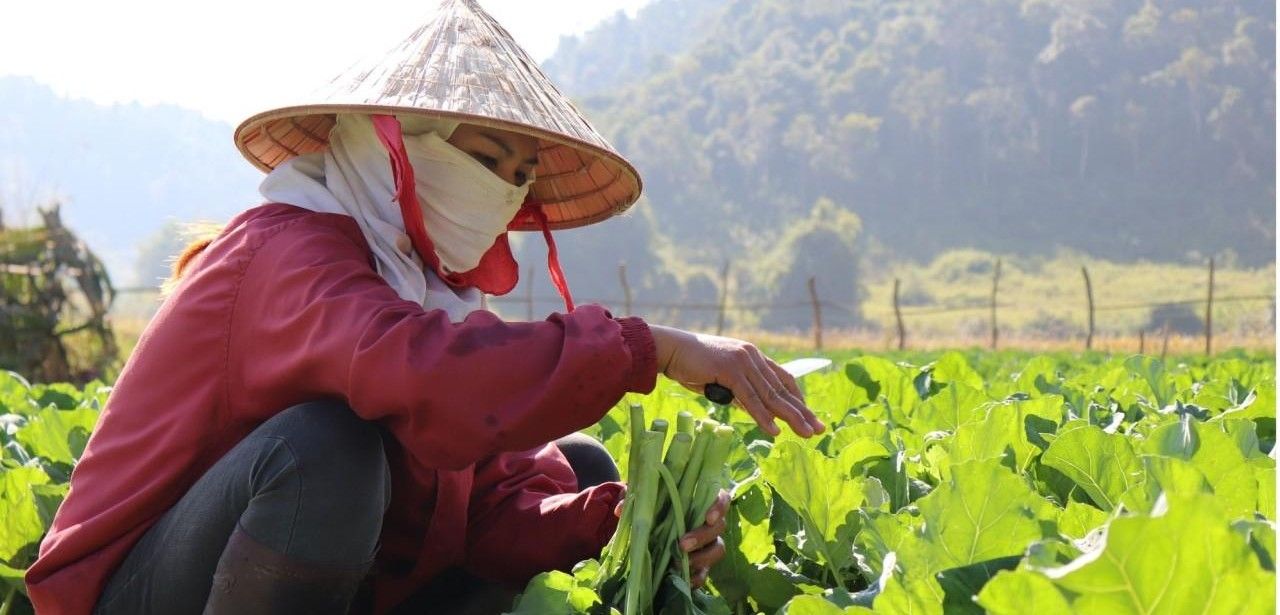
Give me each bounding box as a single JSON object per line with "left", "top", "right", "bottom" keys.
{"left": 370, "top": 114, "right": 575, "bottom": 313}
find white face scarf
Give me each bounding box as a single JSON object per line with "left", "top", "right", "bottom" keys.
{"left": 259, "top": 114, "right": 530, "bottom": 322}
{"left": 408, "top": 129, "right": 532, "bottom": 274}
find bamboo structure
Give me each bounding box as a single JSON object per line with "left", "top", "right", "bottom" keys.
{"left": 0, "top": 202, "right": 117, "bottom": 382}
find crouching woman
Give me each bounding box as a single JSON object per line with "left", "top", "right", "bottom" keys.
{"left": 23, "top": 2, "right": 824, "bottom": 614}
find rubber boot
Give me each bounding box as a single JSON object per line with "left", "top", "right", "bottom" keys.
{"left": 202, "top": 524, "right": 373, "bottom": 615}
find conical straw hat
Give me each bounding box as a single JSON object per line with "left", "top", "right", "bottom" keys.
{"left": 234, "top": 0, "right": 642, "bottom": 231}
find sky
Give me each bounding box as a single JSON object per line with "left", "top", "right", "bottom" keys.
{"left": 0, "top": 0, "right": 653, "bottom": 125}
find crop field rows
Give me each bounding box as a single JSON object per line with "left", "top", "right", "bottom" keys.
{"left": 0, "top": 350, "right": 1275, "bottom": 614}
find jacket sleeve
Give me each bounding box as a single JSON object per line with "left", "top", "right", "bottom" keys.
{"left": 461, "top": 444, "right": 624, "bottom": 587}
{"left": 225, "top": 218, "right": 658, "bottom": 471}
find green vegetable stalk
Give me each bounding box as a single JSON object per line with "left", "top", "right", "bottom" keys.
{"left": 623, "top": 429, "right": 665, "bottom": 615}
{"left": 595, "top": 405, "right": 736, "bottom": 614}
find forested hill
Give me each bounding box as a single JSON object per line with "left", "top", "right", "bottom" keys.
{"left": 542, "top": 0, "right": 729, "bottom": 95}
{"left": 540, "top": 0, "right": 1275, "bottom": 278}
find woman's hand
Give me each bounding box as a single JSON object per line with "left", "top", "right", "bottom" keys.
{"left": 680, "top": 489, "right": 729, "bottom": 588}
{"left": 648, "top": 325, "right": 826, "bottom": 438}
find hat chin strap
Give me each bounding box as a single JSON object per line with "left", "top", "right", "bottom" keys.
{"left": 370, "top": 114, "right": 575, "bottom": 314}
{"left": 517, "top": 200, "right": 576, "bottom": 312}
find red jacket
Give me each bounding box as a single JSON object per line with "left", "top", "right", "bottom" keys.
{"left": 24, "top": 203, "right": 657, "bottom": 614}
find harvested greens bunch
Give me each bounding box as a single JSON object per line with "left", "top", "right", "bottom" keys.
{"left": 595, "top": 406, "right": 734, "bottom": 615}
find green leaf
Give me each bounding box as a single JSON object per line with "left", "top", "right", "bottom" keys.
{"left": 30, "top": 383, "right": 83, "bottom": 411}
{"left": 829, "top": 425, "right": 892, "bottom": 472}
{"left": 913, "top": 384, "right": 988, "bottom": 434}
{"left": 759, "top": 440, "right": 867, "bottom": 576}
{"left": 505, "top": 570, "right": 605, "bottom": 615}
{"left": 872, "top": 573, "right": 944, "bottom": 615}
{"left": 0, "top": 372, "right": 35, "bottom": 417}
{"left": 1041, "top": 424, "right": 1144, "bottom": 511}
{"left": 843, "top": 357, "right": 920, "bottom": 423}
{"left": 853, "top": 511, "right": 928, "bottom": 582}
{"left": 777, "top": 594, "right": 874, "bottom": 614}
{"left": 1257, "top": 466, "right": 1275, "bottom": 521}
{"left": 0, "top": 465, "right": 51, "bottom": 563}
{"left": 1058, "top": 501, "right": 1109, "bottom": 540}
{"left": 30, "top": 482, "right": 69, "bottom": 529}
{"left": 1231, "top": 519, "right": 1276, "bottom": 571}
{"left": 914, "top": 458, "right": 1054, "bottom": 570}
{"left": 709, "top": 485, "right": 800, "bottom": 611}
{"left": 1010, "top": 356, "right": 1063, "bottom": 398}
{"left": 14, "top": 407, "right": 100, "bottom": 466}
{"left": 974, "top": 569, "right": 1072, "bottom": 615}
{"left": 1143, "top": 418, "right": 1261, "bottom": 519}
{"left": 933, "top": 556, "right": 1021, "bottom": 615}
{"left": 1124, "top": 356, "right": 1177, "bottom": 410}
{"left": 946, "top": 396, "right": 1064, "bottom": 472}
{"left": 1139, "top": 455, "right": 1212, "bottom": 507}
{"left": 801, "top": 371, "right": 866, "bottom": 429}
{"left": 928, "top": 353, "right": 984, "bottom": 390}
{"left": 0, "top": 560, "right": 27, "bottom": 594}
{"left": 1044, "top": 495, "right": 1276, "bottom": 614}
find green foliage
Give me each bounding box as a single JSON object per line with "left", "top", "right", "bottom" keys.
{"left": 758, "top": 440, "right": 870, "bottom": 580}
{"left": 1041, "top": 425, "right": 1145, "bottom": 511}
{"left": 513, "top": 350, "right": 1275, "bottom": 613}
{"left": 3, "top": 351, "right": 1275, "bottom": 615}
{"left": 0, "top": 371, "right": 107, "bottom": 614}
{"left": 1030, "top": 495, "right": 1274, "bottom": 614}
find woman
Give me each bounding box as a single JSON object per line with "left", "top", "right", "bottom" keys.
{"left": 23, "top": 2, "right": 824, "bottom": 614}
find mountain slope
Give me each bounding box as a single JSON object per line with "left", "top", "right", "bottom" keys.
{"left": 0, "top": 76, "right": 261, "bottom": 282}
{"left": 565, "top": 0, "right": 1275, "bottom": 267}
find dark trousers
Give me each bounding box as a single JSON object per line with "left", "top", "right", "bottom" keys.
{"left": 92, "top": 400, "right": 618, "bottom": 614}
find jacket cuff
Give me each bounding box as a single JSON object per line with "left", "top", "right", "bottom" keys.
{"left": 590, "top": 481, "right": 626, "bottom": 548}
{"left": 617, "top": 317, "right": 658, "bottom": 394}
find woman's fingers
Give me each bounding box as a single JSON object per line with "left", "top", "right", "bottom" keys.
{"left": 764, "top": 356, "right": 804, "bottom": 399}
{"left": 725, "top": 370, "right": 779, "bottom": 436}
{"left": 707, "top": 489, "right": 730, "bottom": 525}
{"left": 675, "top": 491, "right": 731, "bottom": 587}
{"left": 763, "top": 356, "right": 825, "bottom": 434}
{"left": 651, "top": 326, "right": 824, "bottom": 437}
{"left": 744, "top": 348, "right": 814, "bottom": 437}
{"left": 679, "top": 509, "right": 726, "bottom": 554}
{"left": 687, "top": 538, "right": 725, "bottom": 587}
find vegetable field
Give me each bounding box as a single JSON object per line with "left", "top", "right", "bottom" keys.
{"left": 0, "top": 351, "right": 1275, "bottom": 614}
{"left": 513, "top": 351, "right": 1277, "bottom": 614}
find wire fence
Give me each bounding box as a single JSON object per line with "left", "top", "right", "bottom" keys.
{"left": 114, "top": 257, "right": 1276, "bottom": 354}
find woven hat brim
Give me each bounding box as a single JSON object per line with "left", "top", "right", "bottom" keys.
{"left": 236, "top": 106, "right": 641, "bottom": 232}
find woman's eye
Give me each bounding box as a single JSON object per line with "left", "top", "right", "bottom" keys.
{"left": 471, "top": 153, "right": 498, "bottom": 168}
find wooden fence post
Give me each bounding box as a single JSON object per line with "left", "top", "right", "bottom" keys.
{"left": 716, "top": 261, "right": 730, "bottom": 336}
{"left": 893, "top": 278, "right": 906, "bottom": 351}
{"left": 1082, "top": 266, "right": 1095, "bottom": 351}
{"left": 525, "top": 265, "right": 534, "bottom": 321}
{"left": 1139, "top": 329, "right": 1146, "bottom": 355}
{"left": 618, "top": 262, "right": 633, "bottom": 317}
{"left": 1205, "top": 257, "right": 1215, "bottom": 355}
{"left": 808, "top": 276, "right": 823, "bottom": 351}
{"left": 990, "top": 259, "right": 1002, "bottom": 350}
{"left": 1161, "top": 322, "right": 1171, "bottom": 360}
